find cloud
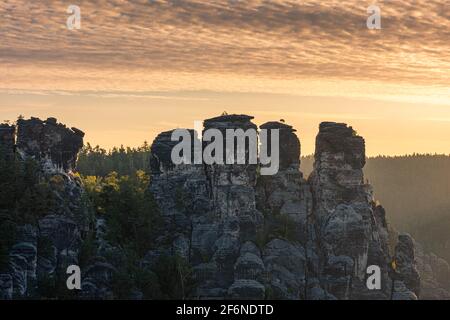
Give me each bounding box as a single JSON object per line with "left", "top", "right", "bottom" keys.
{"left": 0, "top": 88, "right": 210, "bottom": 101}
{"left": 0, "top": 0, "right": 449, "bottom": 98}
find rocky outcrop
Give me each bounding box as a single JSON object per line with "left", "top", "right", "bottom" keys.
{"left": 16, "top": 117, "right": 84, "bottom": 171}
{"left": 145, "top": 116, "right": 419, "bottom": 300}
{"left": 259, "top": 121, "right": 300, "bottom": 170}
{"left": 309, "top": 122, "right": 367, "bottom": 221}
{"left": 8, "top": 225, "right": 38, "bottom": 297}
{"left": 1, "top": 115, "right": 448, "bottom": 300}
{"left": 393, "top": 234, "right": 420, "bottom": 298}
{"left": 308, "top": 122, "right": 394, "bottom": 299}
{"left": 256, "top": 121, "right": 312, "bottom": 242}
{"left": 0, "top": 117, "right": 89, "bottom": 299}
{"left": 145, "top": 116, "right": 444, "bottom": 300}
{"left": 147, "top": 115, "right": 265, "bottom": 299}
{"left": 255, "top": 121, "right": 318, "bottom": 299}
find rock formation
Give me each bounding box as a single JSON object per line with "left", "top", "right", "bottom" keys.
{"left": 16, "top": 117, "right": 84, "bottom": 171}
{"left": 1, "top": 115, "right": 449, "bottom": 300}
{"left": 0, "top": 118, "right": 89, "bottom": 299}
{"left": 308, "top": 122, "right": 393, "bottom": 299}
{"left": 392, "top": 234, "right": 421, "bottom": 299}
{"left": 144, "top": 115, "right": 424, "bottom": 300}
{"left": 147, "top": 115, "right": 265, "bottom": 299}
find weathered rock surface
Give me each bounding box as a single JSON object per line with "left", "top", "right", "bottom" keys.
{"left": 259, "top": 121, "right": 300, "bottom": 170}
{"left": 148, "top": 115, "right": 265, "bottom": 299}
{"left": 16, "top": 117, "right": 84, "bottom": 171}
{"left": 1, "top": 115, "right": 449, "bottom": 300}
{"left": 393, "top": 234, "right": 420, "bottom": 298}
{"left": 308, "top": 122, "right": 393, "bottom": 299}
{"left": 144, "top": 116, "right": 449, "bottom": 300}
{"left": 145, "top": 116, "right": 395, "bottom": 300}
{"left": 0, "top": 117, "right": 89, "bottom": 299}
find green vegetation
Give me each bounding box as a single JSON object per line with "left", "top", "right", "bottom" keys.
{"left": 0, "top": 155, "right": 55, "bottom": 225}
{"left": 81, "top": 170, "right": 161, "bottom": 256}
{"left": 81, "top": 169, "right": 194, "bottom": 299}
{"left": 77, "top": 142, "right": 151, "bottom": 177}
{"left": 0, "top": 153, "right": 55, "bottom": 271}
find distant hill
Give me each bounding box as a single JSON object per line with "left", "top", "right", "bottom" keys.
{"left": 302, "top": 154, "right": 450, "bottom": 263}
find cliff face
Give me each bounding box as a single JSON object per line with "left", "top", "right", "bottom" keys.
{"left": 0, "top": 118, "right": 89, "bottom": 299}
{"left": 0, "top": 115, "right": 448, "bottom": 300}
{"left": 144, "top": 115, "right": 422, "bottom": 300}
{"left": 308, "top": 122, "right": 393, "bottom": 299}
{"left": 147, "top": 116, "right": 265, "bottom": 299}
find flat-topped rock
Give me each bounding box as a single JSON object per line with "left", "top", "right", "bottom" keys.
{"left": 260, "top": 121, "right": 300, "bottom": 170}
{"left": 16, "top": 117, "right": 84, "bottom": 171}
{"left": 150, "top": 129, "right": 198, "bottom": 173}
{"left": 204, "top": 114, "right": 255, "bottom": 124}
{"left": 204, "top": 114, "right": 257, "bottom": 131}
{"left": 260, "top": 121, "right": 296, "bottom": 131}
{"left": 315, "top": 122, "right": 365, "bottom": 169}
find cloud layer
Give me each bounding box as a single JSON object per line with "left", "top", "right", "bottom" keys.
{"left": 0, "top": 0, "right": 449, "bottom": 98}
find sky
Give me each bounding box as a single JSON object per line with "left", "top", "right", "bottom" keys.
{"left": 1, "top": 0, "right": 449, "bottom": 155}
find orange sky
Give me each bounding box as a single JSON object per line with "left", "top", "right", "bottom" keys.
{"left": 1, "top": 0, "right": 449, "bottom": 156}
